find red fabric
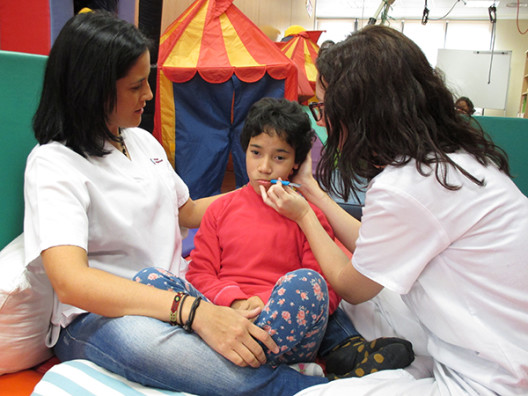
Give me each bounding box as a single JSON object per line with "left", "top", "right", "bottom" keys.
{"left": 157, "top": 0, "right": 206, "bottom": 65}
{"left": 34, "top": 356, "right": 61, "bottom": 374}
{"left": 152, "top": 68, "right": 162, "bottom": 143}
{"left": 279, "top": 33, "right": 322, "bottom": 102}
{"left": 0, "top": 370, "right": 43, "bottom": 396}
{"left": 0, "top": 0, "right": 50, "bottom": 55}
{"left": 0, "top": 356, "right": 59, "bottom": 396}
{"left": 187, "top": 185, "right": 340, "bottom": 313}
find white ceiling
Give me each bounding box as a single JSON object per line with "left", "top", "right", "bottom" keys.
{"left": 315, "top": 0, "right": 528, "bottom": 20}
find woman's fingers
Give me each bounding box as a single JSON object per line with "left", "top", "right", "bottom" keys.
{"left": 234, "top": 331, "right": 268, "bottom": 367}
{"left": 193, "top": 302, "right": 277, "bottom": 367}
{"left": 260, "top": 183, "right": 309, "bottom": 223}
{"left": 250, "top": 323, "right": 279, "bottom": 355}
{"left": 220, "top": 320, "right": 273, "bottom": 367}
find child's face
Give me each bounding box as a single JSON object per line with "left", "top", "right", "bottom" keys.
{"left": 246, "top": 131, "right": 298, "bottom": 193}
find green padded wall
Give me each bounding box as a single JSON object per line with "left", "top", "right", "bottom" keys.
{"left": 474, "top": 116, "right": 528, "bottom": 197}
{"left": 0, "top": 51, "right": 46, "bottom": 250}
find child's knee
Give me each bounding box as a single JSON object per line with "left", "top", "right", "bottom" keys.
{"left": 133, "top": 267, "right": 165, "bottom": 283}
{"left": 132, "top": 267, "right": 188, "bottom": 292}
{"left": 279, "top": 269, "right": 327, "bottom": 291}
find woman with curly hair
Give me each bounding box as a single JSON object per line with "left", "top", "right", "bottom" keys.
{"left": 262, "top": 25, "right": 528, "bottom": 395}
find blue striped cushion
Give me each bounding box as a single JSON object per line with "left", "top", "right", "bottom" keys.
{"left": 32, "top": 359, "right": 193, "bottom": 396}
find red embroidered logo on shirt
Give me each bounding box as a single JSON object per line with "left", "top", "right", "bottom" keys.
{"left": 150, "top": 158, "right": 164, "bottom": 164}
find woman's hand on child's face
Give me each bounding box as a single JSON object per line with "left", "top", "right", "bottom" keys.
{"left": 291, "top": 150, "right": 317, "bottom": 190}
{"left": 260, "top": 183, "right": 310, "bottom": 223}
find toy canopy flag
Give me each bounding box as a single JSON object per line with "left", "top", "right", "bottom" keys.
{"left": 278, "top": 28, "right": 324, "bottom": 103}
{"left": 153, "top": 0, "right": 298, "bottom": 199}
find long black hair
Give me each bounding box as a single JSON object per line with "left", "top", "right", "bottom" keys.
{"left": 316, "top": 25, "right": 510, "bottom": 202}
{"left": 33, "top": 11, "right": 151, "bottom": 157}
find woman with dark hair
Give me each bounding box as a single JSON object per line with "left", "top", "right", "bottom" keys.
{"left": 262, "top": 25, "right": 528, "bottom": 395}
{"left": 455, "top": 96, "right": 476, "bottom": 115}
{"left": 25, "top": 11, "right": 330, "bottom": 395}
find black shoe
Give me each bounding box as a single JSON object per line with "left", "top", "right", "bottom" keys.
{"left": 327, "top": 342, "right": 414, "bottom": 380}
{"left": 324, "top": 336, "right": 414, "bottom": 377}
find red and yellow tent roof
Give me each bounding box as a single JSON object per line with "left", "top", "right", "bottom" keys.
{"left": 157, "top": 0, "right": 298, "bottom": 87}
{"left": 154, "top": 0, "right": 298, "bottom": 161}
{"left": 278, "top": 29, "right": 324, "bottom": 103}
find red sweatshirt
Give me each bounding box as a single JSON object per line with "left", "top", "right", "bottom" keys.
{"left": 186, "top": 184, "right": 340, "bottom": 314}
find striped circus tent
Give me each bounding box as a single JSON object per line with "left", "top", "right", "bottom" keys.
{"left": 278, "top": 29, "right": 324, "bottom": 103}
{"left": 153, "top": 0, "right": 298, "bottom": 199}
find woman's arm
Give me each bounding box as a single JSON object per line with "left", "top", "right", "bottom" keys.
{"left": 299, "top": 205, "right": 341, "bottom": 313}
{"left": 260, "top": 185, "right": 382, "bottom": 304}
{"left": 42, "top": 245, "right": 278, "bottom": 367}
{"left": 42, "top": 245, "right": 176, "bottom": 319}
{"left": 179, "top": 195, "right": 223, "bottom": 229}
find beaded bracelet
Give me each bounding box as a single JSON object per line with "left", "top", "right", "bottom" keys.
{"left": 183, "top": 296, "right": 202, "bottom": 333}
{"left": 169, "top": 292, "right": 187, "bottom": 326}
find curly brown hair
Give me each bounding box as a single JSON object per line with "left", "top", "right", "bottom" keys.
{"left": 315, "top": 25, "right": 510, "bottom": 202}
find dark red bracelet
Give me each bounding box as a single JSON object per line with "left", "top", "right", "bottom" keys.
{"left": 169, "top": 292, "right": 187, "bottom": 326}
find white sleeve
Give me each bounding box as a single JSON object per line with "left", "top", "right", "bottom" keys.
{"left": 24, "top": 148, "right": 90, "bottom": 264}
{"left": 352, "top": 182, "right": 450, "bottom": 294}
{"left": 166, "top": 160, "right": 189, "bottom": 209}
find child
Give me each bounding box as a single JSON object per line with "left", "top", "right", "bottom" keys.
{"left": 185, "top": 97, "right": 414, "bottom": 377}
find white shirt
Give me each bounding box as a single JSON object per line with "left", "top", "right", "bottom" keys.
{"left": 24, "top": 128, "right": 189, "bottom": 345}
{"left": 353, "top": 153, "right": 528, "bottom": 395}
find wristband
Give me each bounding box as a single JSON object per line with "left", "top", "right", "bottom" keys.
{"left": 178, "top": 294, "right": 190, "bottom": 327}
{"left": 169, "top": 292, "right": 187, "bottom": 326}
{"left": 183, "top": 296, "right": 202, "bottom": 333}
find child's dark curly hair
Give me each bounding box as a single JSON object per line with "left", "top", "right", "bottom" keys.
{"left": 241, "top": 97, "right": 315, "bottom": 166}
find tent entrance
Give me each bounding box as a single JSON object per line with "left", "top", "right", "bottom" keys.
{"left": 171, "top": 73, "right": 285, "bottom": 199}
{"left": 221, "top": 153, "right": 237, "bottom": 193}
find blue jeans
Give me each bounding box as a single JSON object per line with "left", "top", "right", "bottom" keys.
{"left": 319, "top": 306, "right": 361, "bottom": 357}
{"left": 54, "top": 280, "right": 328, "bottom": 396}
{"left": 130, "top": 267, "right": 359, "bottom": 360}
{"left": 134, "top": 267, "right": 329, "bottom": 365}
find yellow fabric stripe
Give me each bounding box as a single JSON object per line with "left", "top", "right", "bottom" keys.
{"left": 221, "top": 13, "right": 262, "bottom": 67}
{"left": 160, "top": 0, "right": 201, "bottom": 44}
{"left": 158, "top": 71, "right": 176, "bottom": 167}
{"left": 283, "top": 40, "right": 297, "bottom": 58}
{"left": 304, "top": 41, "right": 318, "bottom": 82}
{"left": 164, "top": 1, "right": 208, "bottom": 68}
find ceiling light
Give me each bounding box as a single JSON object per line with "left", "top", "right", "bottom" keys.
{"left": 506, "top": 2, "right": 528, "bottom": 7}
{"left": 465, "top": 1, "right": 498, "bottom": 7}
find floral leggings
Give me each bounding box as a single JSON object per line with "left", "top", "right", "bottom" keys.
{"left": 134, "top": 267, "right": 329, "bottom": 366}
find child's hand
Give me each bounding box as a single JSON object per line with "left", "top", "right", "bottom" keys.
{"left": 231, "top": 296, "right": 265, "bottom": 320}
{"left": 260, "top": 182, "right": 311, "bottom": 223}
